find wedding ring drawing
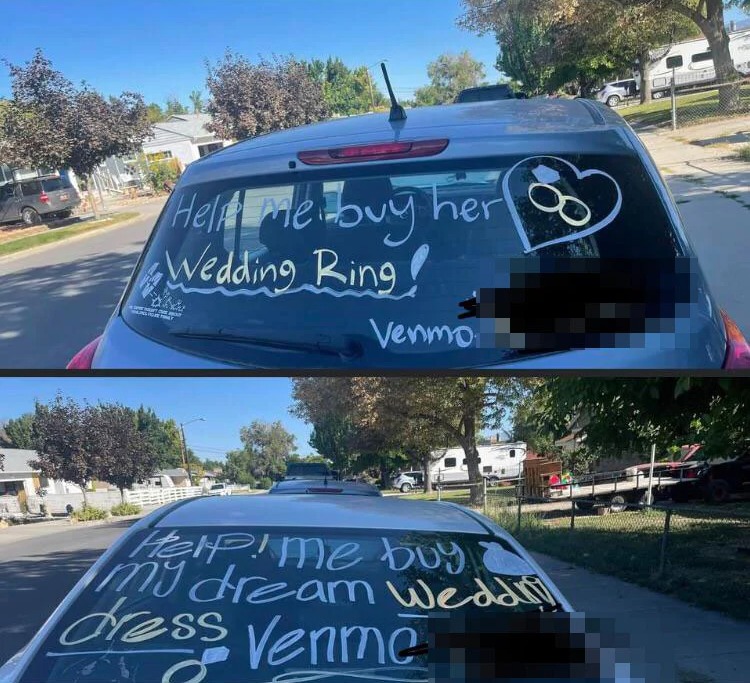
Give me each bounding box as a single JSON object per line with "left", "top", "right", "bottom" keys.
{"left": 528, "top": 182, "right": 592, "bottom": 228}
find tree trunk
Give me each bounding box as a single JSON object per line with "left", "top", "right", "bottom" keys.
{"left": 422, "top": 452, "right": 433, "bottom": 494}
{"left": 699, "top": 5, "right": 741, "bottom": 112}
{"left": 459, "top": 416, "right": 483, "bottom": 506}
{"left": 639, "top": 48, "right": 653, "bottom": 105}
{"left": 379, "top": 459, "right": 389, "bottom": 490}
{"left": 81, "top": 483, "right": 89, "bottom": 510}
{"left": 119, "top": 487, "right": 125, "bottom": 505}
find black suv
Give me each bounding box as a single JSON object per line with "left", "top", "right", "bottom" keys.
{"left": 455, "top": 84, "right": 527, "bottom": 102}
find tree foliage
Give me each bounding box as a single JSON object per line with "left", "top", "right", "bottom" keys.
{"left": 306, "top": 57, "right": 387, "bottom": 116}
{"left": 414, "top": 51, "right": 486, "bottom": 105}
{"left": 135, "top": 407, "right": 184, "bottom": 470}
{"left": 224, "top": 420, "right": 297, "bottom": 484}
{"left": 4, "top": 412, "right": 35, "bottom": 449}
{"left": 165, "top": 96, "right": 188, "bottom": 116}
{"left": 205, "top": 51, "right": 330, "bottom": 141}
{"left": 189, "top": 90, "right": 204, "bottom": 114}
{"left": 0, "top": 50, "right": 150, "bottom": 178}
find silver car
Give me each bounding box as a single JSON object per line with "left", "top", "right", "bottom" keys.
{"left": 69, "top": 98, "right": 748, "bottom": 370}
{"left": 0, "top": 493, "right": 652, "bottom": 682}
{"left": 595, "top": 78, "right": 639, "bottom": 107}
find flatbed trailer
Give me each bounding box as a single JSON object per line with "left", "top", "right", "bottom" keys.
{"left": 524, "top": 460, "right": 684, "bottom": 511}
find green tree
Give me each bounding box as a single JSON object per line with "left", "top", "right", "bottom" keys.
{"left": 309, "top": 414, "right": 356, "bottom": 474}
{"left": 4, "top": 413, "right": 35, "bottom": 449}
{"left": 189, "top": 90, "right": 204, "bottom": 114}
{"left": 135, "top": 407, "right": 183, "bottom": 470}
{"left": 223, "top": 449, "right": 256, "bottom": 486}
{"left": 146, "top": 102, "right": 164, "bottom": 123}
{"left": 414, "top": 51, "right": 486, "bottom": 105}
{"left": 165, "top": 96, "right": 188, "bottom": 116}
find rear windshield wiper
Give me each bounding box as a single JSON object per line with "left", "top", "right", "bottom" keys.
{"left": 170, "top": 328, "right": 363, "bottom": 360}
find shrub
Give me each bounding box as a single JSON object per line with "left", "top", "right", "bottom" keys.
{"left": 258, "top": 477, "right": 273, "bottom": 490}
{"left": 71, "top": 506, "right": 108, "bottom": 522}
{"left": 110, "top": 502, "right": 142, "bottom": 517}
{"left": 737, "top": 144, "right": 750, "bottom": 163}
{"left": 147, "top": 158, "right": 181, "bottom": 192}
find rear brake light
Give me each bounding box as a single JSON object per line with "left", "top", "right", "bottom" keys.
{"left": 66, "top": 336, "right": 102, "bottom": 369}
{"left": 298, "top": 139, "right": 449, "bottom": 165}
{"left": 39, "top": 191, "right": 49, "bottom": 203}
{"left": 721, "top": 310, "right": 750, "bottom": 369}
{"left": 683, "top": 468, "right": 698, "bottom": 479}
{"left": 306, "top": 487, "right": 343, "bottom": 494}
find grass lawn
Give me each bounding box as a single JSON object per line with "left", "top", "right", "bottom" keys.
{"left": 0, "top": 212, "right": 139, "bottom": 257}
{"left": 621, "top": 83, "right": 750, "bottom": 128}
{"left": 495, "top": 507, "right": 750, "bottom": 621}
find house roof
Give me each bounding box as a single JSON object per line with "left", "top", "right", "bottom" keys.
{"left": 0, "top": 449, "right": 39, "bottom": 474}
{"left": 160, "top": 468, "right": 189, "bottom": 478}
{"left": 153, "top": 114, "right": 217, "bottom": 142}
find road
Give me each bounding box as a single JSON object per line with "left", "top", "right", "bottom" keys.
{"left": 0, "top": 198, "right": 165, "bottom": 368}
{"left": 0, "top": 519, "right": 139, "bottom": 664}
{"left": 0, "top": 177, "right": 748, "bottom": 368}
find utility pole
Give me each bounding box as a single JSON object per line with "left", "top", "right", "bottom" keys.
{"left": 180, "top": 417, "right": 205, "bottom": 487}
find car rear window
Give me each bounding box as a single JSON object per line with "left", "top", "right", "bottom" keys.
{"left": 18, "top": 527, "right": 558, "bottom": 683}
{"left": 121, "top": 154, "right": 684, "bottom": 367}
{"left": 20, "top": 180, "right": 42, "bottom": 196}
{"left": 41, "top": 176, "right": 72, "bottom": 192}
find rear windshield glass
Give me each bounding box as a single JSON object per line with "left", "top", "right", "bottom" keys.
{"left": 19, "top": 527, "right": 557, "bottom": 683}
{"left": 121, "top": 154, "right": 683, "bottom": 368}
{"left": 41, "top": 176, "right": 72, "bottom": 192}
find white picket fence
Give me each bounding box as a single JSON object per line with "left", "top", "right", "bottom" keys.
{"left": 124, "top": 486, "right": 203, "bottom": 507}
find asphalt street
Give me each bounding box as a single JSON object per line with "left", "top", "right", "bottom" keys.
{"left": 0, "top": 198, "right": 165, "bottom": 369}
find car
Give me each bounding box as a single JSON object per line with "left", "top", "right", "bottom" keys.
{"left": 392, "top": 470, "right": 424, "bottom": 492}
{"left": 284, "top": 462, "right": 338, "bottom": 480}
{"left": 69, "top": 98, "right": 750, "bottom": 370}
{"left": 269, "top": 478, "right": 382, "bottom": 496}
{"left": 0, "top": 174, "right": 81, "bottom": 226}
{"left": 207, "top": 482, "right": 232, "bottom": 496}
{"left": 670, "top": 450, "right": 750, "bottom": 503}
{"left": 454, "top": 84, "right": 525, "bottom": 102}
{"left": 0, "top": 493, "right": 585, "bottom": 683}
{"left": 595, "top": 78, "right": 640, "bottom": 107}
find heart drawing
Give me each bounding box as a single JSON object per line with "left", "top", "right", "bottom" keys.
{"left": 501, "top": 155, "right": 623, "bottom": 253}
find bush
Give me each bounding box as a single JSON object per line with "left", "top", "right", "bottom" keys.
{"left": 737, "top": 145, "right": 750, "bottom": 163}
{"left": 147, "top": 158, "right": 181, "bottom": 192}
{"left": 71, "top": 506, "right": 108, "bottom": 522}
{"left": 110, "top": 502, "right": 142, "bottom": 517}
{"left": 258, "top": 477, "right": 273, "bottom": 490}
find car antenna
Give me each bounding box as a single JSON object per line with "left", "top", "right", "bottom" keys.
{"left": 381, "top": 62, "right": 407, "bottom": 122}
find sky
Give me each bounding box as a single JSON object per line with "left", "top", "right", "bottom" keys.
{"left": 0, "top": 377, "right": 312, "bottom": 461}
{"left": 0, "top": 0, "right": 502, "bottom": 104}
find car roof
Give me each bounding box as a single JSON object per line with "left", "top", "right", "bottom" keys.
{"left": 185, "top": 99, "right": 627, "bottom": 182}
{"left": 149, "top": 493, "right": 491, "bottom": 534}
{"left": 269, "top": 478, "right": 381, "bottom": 496}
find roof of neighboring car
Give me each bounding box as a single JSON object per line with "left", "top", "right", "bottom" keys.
{"left": 148, "top": 493, "right": 491, "bottom": 534}
{"left": 184, "top": 99, "right": 627, "bottom": 183}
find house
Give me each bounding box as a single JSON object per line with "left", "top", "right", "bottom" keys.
{"left": 141, "top": 114, "right": 232, "bottom": 169}
{"left": 0, "top": 448, "right": 80, "bottom": 514}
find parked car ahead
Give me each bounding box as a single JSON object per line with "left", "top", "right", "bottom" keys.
{"left": 392, "top": 470, "right": 424, "bottom": 492}
{"left": 454, "top": 84, "right": 525, "bottom": 102}
{"left": 3, "top": 494, "right": 658, "bottom": 683}
{"left": 0, "top": 175, "right": 80, "bottom": 226}
{"left": 72, "top": 98, "right": 749, "bottom": 370}
{"left": 207, "top": 482, "right": 232, "bottom": 496}
{"left": 595, "top": 78, "right": 639, "bottom": 107}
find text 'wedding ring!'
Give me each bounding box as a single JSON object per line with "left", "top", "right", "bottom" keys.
{"left": 528, "top": 183, "right": 592, "bottom": 228}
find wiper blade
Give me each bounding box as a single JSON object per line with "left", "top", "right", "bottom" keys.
{"left": 170, "top": 328, "right": 363, "bottom": 359}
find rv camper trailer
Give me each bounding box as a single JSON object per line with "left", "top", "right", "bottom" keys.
{"left": 642, "top": 27, "right": 750, "bottom": 99}
{"left": 429, "top": 443, "right": 527, "bottom": 485}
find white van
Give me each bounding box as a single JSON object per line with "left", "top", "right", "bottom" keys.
{"left": 430, "top": 443, "right": 527, "bottom": 485}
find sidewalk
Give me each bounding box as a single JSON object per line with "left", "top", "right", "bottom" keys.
{"left": 638, "top": 126, "right": 750, "bottom": 336}
{"left": 533, "top": 551, "right": 750, "bottom": 683}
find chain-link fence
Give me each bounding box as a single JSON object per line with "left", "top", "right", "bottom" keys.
{"left": 477, "top": 478, "right": 750, "bottom": 620}
{"left": 667, "top": 78, "right": 750, "bottom": 129}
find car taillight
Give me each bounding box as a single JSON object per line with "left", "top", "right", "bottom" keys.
{"left": 721, "top": 310, "right": 750, "bottom": 369}
{"left": 39, "top": 191, "right": 50, "bottom": 204}
{"left": 297, "top": 139, "right": 449, "bottom": 165}
{"left": 683, "top": 468, "right": 698, "bottom": 479}
{"left": 66, "top": 336, "right": 102, "bottom": 369}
